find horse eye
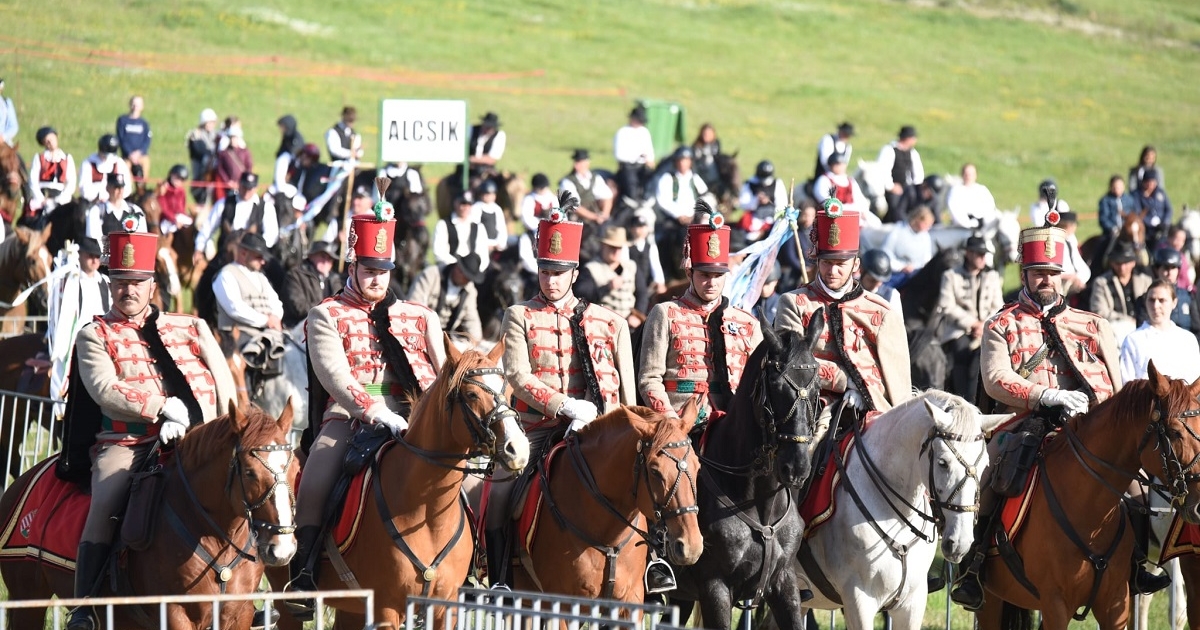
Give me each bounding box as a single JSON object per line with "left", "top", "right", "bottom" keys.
{"left": 465, "top": 391, "right": 480, "bottom": 402}
{"left": 938, "top": 459, "right": 949, "bottom": 469}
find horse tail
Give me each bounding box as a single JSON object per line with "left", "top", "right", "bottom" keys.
{"left": 1000, "top": 601, "right": 1035, "bottom": 630}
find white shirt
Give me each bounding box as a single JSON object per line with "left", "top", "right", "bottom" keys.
{"left": 559, "top": 170, "right": 614, "bottom": 203}
{"left": 432, "top": 214, "right": 490, "bottom": 271}
{"left": 85, "top": 201, "right": 146, "bottom": 241}
{"left": 630, "top": 237, "right": 665, "bottom": 285}
{"left": 737, "top": 178, "right": 788, "bottom": 213}
{"left": 1120, "top": 322, "right": 1200, "bottom": 383}
{"left": 876, "top": 143, "right": 925, "bottom": 188}
{"left": 816, "top": 134, "right": 852, "bottom": 173}
{"left": 520, "top": 191, "right": 559, "bottom": 232}
{"left": 472, "top": 201, "right": 508, "bottom": 250}
{"left": 881, "top": 224, "right": 933, "bottom": 272}
{"left": 325, "top": 126, "right": 362, "bottom": 162}
{"left": 78, "top": 272, "right": 109, "bottom": 324}
{"left": 812, "top": 173, "right": 871, "bottom": 219}
{"left": 28, "top": 149, "right": 78, "bottom": 206}
{"left": 946, "top": 182, "right": 997, "bottom": 229}
{"left": 613, "top": 125, "right": 655, "bottom": 165}
{"left": 272, "top": 153, "right": 297, "bottom": 198}
{"left": 1029, "top": 199, "right": 1071, "bottom": 227}
{"left": 472, "top": 129, "right": 506, "bottom": 160}
{"left": 654, "top": 171, "right": 709, "bottom": 220}
{"left": 78, "top": 153, "right": 133, "bottom": 202}
{"left": 213, "top": 262, "right": 283, "bottom": 328}
{"left": 1061, "top": 233, "right": 1091, "bottom": 286}
{"left": 383, "top": 163, "right": 423, "bottom": 195}
{"left": 195, "top": 194, "right": 279, "bottom": 249}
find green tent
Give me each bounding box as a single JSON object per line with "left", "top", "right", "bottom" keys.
{"left": 638, "top": 99, "right": 687, "bottom": 161}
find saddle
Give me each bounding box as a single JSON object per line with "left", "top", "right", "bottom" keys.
{"left": 241, "top": 328, "right": 287, "bottom": 378}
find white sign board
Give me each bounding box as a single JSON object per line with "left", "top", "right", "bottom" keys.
{"left": 379, "top": 99, "right": 467, "bottom": 164}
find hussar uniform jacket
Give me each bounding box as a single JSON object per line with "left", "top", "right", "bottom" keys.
{"left": 307, "top": 291, "right": 444, "bottom": 425}
{"left": 75, "top": 309, "right": 236, "bottom": 440}
{"left": 638, "top": 291, "right": 762, "bottom": 421}
{"left": 775, "top": 283, "right": 912, "bottom": 411}
{"left": 501, "top": 295, "right": 635, "bottom": 430}
{"left": 981, "top": 292, "right": 1121, "bottom": 412}
{"left": 936, "top": 266, "right": 1005, "bottom": 345}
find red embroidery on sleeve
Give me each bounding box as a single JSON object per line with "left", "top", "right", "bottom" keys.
{"left": 524, "top": 383, "right": 552, "bottom": 406}
{"left": 1000, "top": 381, "right": 1032, "bottom": 401}
{"left": 347, "top": 385, "right": 374, "bottom": 410}
{"left": 870, "top": 310, "right": 883, "bottom": 327}
{"left": 818, "top": 363, "right": 837, "bottom": 384}
{"left": 113, "top": 383, "right": 149, "bottom": 405}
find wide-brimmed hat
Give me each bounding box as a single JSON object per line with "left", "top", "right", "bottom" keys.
{"left": 599, "top": 225, "right": 629, "bottom": 249}
{"left": 453, "top": 252, "right": 485, "bottom": 284}
{"left": 237, "top": 232, "right": 271, "bottom": 259}
{"left": 480, "top": 112, "right": 501, "bottom": 128}
{"left": 1109, "top": 241, "right": 1137, "bottom": 264}
{"left": 571, "top": 148, "right": 590, "bottom": 162}
{"left": 306, "top": 240, "right": 338, "bottom": 260}
{"left": 965, "top": 236, "right": 990, "bottom": 254}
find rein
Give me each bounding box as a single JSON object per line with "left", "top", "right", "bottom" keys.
{"left": 392, "top": 365, "right": 518, "bottom": 475}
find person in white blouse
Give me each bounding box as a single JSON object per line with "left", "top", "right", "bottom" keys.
{"left": 432, "top": 193, "right": 490, "bottom": 271}
{"left": 945, "top": 163, "right": 997, "bottom": 229}
{"left": 1120, "top": 279, "right": 1200, "bottom": 383}
{"left": 613, "top": 105, "right": 656, "bottom": 199}
{"left": 1057, "top": 212, "right": 1090, "bottom": 296}
{"left": 654, "top": 147, "right": 709, "bottom": 224}
{"left": 812, "top": 152, "right": 877, "bottom": 227}
{"left": 28, "top": 127, "right": 77, "bottom": 211}
{"left": 813, "top": 122, "right": 854, "bottom": 181}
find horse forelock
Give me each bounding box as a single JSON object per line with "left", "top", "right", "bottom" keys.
{"left": 409, "top": 348, "right": 496, "bottom": 422}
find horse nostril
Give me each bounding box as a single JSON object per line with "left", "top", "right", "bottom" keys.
{"left": 673, "top": 540, "right": 686, "bottom": 558}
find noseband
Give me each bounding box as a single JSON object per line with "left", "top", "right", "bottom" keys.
{"left": 1140, "top": 403, "right": 1200, "bottom": 507}
{"left": 920, "top": 428, "right": 986, "bottom": 534}
{"left": 228, "top": 441, "right": 296, "bottom": 538}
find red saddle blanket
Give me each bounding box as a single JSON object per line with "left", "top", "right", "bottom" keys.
{"left": 330, "top": 442, "right": 396, "bottom": 555}
{"left": 989, "top": 464, "right": 1040, "bottom": 555}
{"left": 0, "top": 455, "right": 90, "bottom": 571}
{"left": 1160, "top": 513, "right": 1200, "bottom": 563}
{"left": 799, "top": 413, "right": 879, "bottom": 538}
{"left": 516, "top": 442, "right": 566, "bottom": 557}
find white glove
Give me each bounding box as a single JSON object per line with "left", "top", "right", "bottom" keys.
{"left": 843, "top": 388, "right": 866, "bottom": 412}
{"left": 371, "top": 409, "right": 409, "bottom": 436}
{"left": 567, "top": 418, "right": 589, "bottom": 434}
{"left": 161, "top": 397, "right": 190, "bottom": 425}
{"left": 293, "top": 195, "right": 308, "bottom": 211}
{"left": 558, "top": 398, "right": 599, "bottom": 424}
{"left": 159, "top": 419, "right": 188, "bottom": 443}
{"left": 1040, "top": 389, "right": 1089, "bottom": 416}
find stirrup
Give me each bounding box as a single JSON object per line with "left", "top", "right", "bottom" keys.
{"left": 66, "top": 606, "right": 97, "bottom": 630}
{"left": 644, "top": 557, "right": 677, "bottom": 594}
{"left": 251, "top": 606, "right": 280, "bottom": 630}
{"left": 280, "top": 574, "right": 317, "bottom": 622}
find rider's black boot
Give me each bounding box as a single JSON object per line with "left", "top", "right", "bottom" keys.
{"left": 950, "top": 486, "right": 1000, "bottom": 611}
{"left": 644, "top": 554, "right": 677, "bottom": 594}
{"left": 66, "top": 542, "right": 111, "bottom": 630}
{"left": 1130, "top": 510, "right": 1170, "bottom": 595}
{"left": 281, "top": 525, "right": 322, "bottom": 621}
{"left": 485, "top": 528, "right": 511, "bottom": 588}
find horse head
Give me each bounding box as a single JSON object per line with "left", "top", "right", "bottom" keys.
{"left": 854, "top": 159, "right": 891, "bottom": 216}
{"left": 179, "top": 401, "right": 300, "bottom": 567}
{"left": 1144, "top": 362, "right": 1200, "bottom": 524}
{"left": 437, "top": 335, "right": 529, "bottom": 471}
{"left": 627, "top": 400, "right": 703, "bottom": 566}
{"left": 757, "top": 306, "right": 823, "bottom": 488}
{"left": 918, "top": 392, "right": 1008, "bottom": 563}
{"left": 0, "top": 143, "right": 23, "bottom": 197}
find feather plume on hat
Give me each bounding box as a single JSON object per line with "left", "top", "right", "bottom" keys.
{"left": 557, "top": 190, "right": 580, "bottom": 217}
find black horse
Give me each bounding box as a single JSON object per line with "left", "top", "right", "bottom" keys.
{"left": 476, "top": 245, "right": 532, "bottom": 341}
{"left": 670, "top": 310, "right": 823, "bottom": 630}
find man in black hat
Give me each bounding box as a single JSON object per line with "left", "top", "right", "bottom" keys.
{"left": 407, "top": 253, "right": 484, "bottom": 343}
{"left": 325, "top": 105, "right": 363, "bottom": 163}
{"left": 1089, "top": 240, "right": 1152, "bottom": 346}
{"left": 813, "top": 121, "right": 854, "bottom": 181}
{"left": 85, "top": 172, "right": 146, "bottom": 241}
{"left": 28, "top": 126, "right": 77, "bottom": 213}
{"left": 79, "top": 134, "right": 133, "bottom": 203}
{"left": 559, "top": 148, "right": 613, "bottom": 219}
{"left": 876, "top": 125, "right": 925, "bottom": 223}
{"left": 613, "top": 105, "right": 656, "bottom": 199}
{"left": 937, "top": 236, "right": 1004, "bottom": 400}
{"left": 433, "top": 191, "right": 489, "bottom": 271}
{"left": 282, "top": 240, "right": 344, "bottom": 329}
{"left": 467, "top": 111, "right": 506, "bottom": 180}
{"left": 213, "top": 232, "right": 284, "bottom": 352}
{"left": 194, "top": 171, "right": 278, "bottom": 264}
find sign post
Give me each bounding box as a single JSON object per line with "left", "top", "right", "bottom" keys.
{"left": 380, "top": 99, "right": 468, "bottom": 165}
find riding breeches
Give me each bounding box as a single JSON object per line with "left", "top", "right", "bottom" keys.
{"left": 81, "top": 441, "right": 153, "bottom": 544}
{"left": 294, "top": 419, "right": 355, "bottom": 528}
{"left": 486, "top": 425, "right": 559, "bottom": 530}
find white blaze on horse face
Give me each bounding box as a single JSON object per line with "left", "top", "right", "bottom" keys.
{"left": 266, "top": 446, "right": 297, "bottom": 559}
{"left": 499, "top": 414, "right": 529, "bottom": 471}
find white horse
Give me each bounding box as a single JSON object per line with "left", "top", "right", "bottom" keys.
{"left": 797, "top": 391, "right": 1010, "bottom": 630}
{"left": 254, "top": 323, "right": 309, "bottom": 434}
{"left": 857, "top": 208, "right": 1019, "bottom": 271}
{"left": 853, "top": 159, "right": 892, "bottom": 218}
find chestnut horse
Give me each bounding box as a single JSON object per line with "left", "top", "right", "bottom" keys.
{"left": 0, "top": 403, "right": 300, "bottom": 630}
{"left": 0, "top": 225, "right": 54, "bottom": 336}
{"left": 977, "top": 363, "right": 1200, "bottom": 630}
{"left": 271, "top": 338, "right": 530, "bottom": 630}
{"left": 514, "top": 401, "right": 704, "bottom": 604}
{"left": 0, "top": 143, "right": 25, "bottom": 224}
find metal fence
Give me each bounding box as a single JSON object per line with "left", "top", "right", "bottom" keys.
{"left": 0, "top": 316, "right": 48, "bottom": 339}
{"left": 404, "top": 587, "right": 681, "bottom": 630}
{"left": 0, "top": 388, "right": 60, "bottom": 491}
{"left": 0, "top": 589, "right": 374, "bottom": 630}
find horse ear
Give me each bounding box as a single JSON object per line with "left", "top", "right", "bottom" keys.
{"left": 924, "top": 398, "right": 953, "bottom": 429}
{"left": 444, "top": 332, "right": 462, "bottom": 364}
{"left": 232, "top": 403, "right": 251, "bottom": 434}
{"left": 979, "top": 413, "right": 1013, "bottom": 434}
{"left": 804, "top": 307, "right": 826, "bottom": 350}
{"left": 486, "top": 339, "right": 505, "bottom": 366}
{"left": 1190, "top": 374, "right": 1200, "bottom": 399}
{"left": 1148, "top": 360, "right": 1172, "bottom": 396}
{"left": 680, "top": 397, "right": 699, "bottom": 427}
{"left": 757, "top": 308, "right": 783, "bottom": 356}
{"left": 277, "top": 397, "right": 295, "bottom": 435}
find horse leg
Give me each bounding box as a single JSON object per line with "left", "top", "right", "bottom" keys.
{"left": 696, "top": 580, "right": 734, "bottom": 630}
{"left": 764, "top": 576, "right": 808, "bottom": 630}
{"left": 885, "top": 599, "right": 924, "bottom": 630}
{"left": 334, "top": 610, "right": 367, "bottom": 629}
{"left": 1179, "top": 555, "right": 1200, "bottom": 630}
{"left": 840, "top": 599, "right": 881, "bottom": 630}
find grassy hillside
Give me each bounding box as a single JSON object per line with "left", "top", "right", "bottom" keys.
{"left": 6, "top": 0, "right": 1200, "bottom": 224}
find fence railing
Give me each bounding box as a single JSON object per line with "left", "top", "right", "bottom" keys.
{"left": 0, "top": 589, "right": 374, "bottom": 630}
{"left": 0, "top": 388, "right": 60, "bottom": 491}
{"left": 404, "top": 587, "right": 680, "bottom": 630}
{"left": 0, "top": 316, "right": 48, "bottom": 339}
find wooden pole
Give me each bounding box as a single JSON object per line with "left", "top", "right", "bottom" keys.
{"left": 337, "top": 162, "right": 361, "bottom": 274}
{"left": 788, "top": 179, "right": 809, "bottom": 285}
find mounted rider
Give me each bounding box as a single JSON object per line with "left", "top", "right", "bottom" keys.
{"left": 26, "top": 126, "right": 77, "bottom": 220}
{"left": 84, "top": 172, "right": 147, "bottom": 241}
{"left": 287, "top": 178, "right": 445, "bottom": 618}
{"left": 487, "top": 191, "right": 636, "bottom": 588}
{"left": 639, "top": 201, "right": 762, "bottom": 428}
{"left": 194, "top": 171, "right": 279, "bottom": 262}
{"left": 78, "top": 134, "right": 133, "bottom": 204}
{"left": 948, "top": 184, "right": 1168, "bottom": 610}
{"left": 212, "top": 232, "right": 285, "bottom": 376}
{"left": 57, "top": 229, "right": 236, "bottom": 630}
{"left": 774, "top": 198, "right": 912, "bottom": 443}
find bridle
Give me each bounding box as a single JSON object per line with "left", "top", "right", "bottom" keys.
{"left": 228, "top": 441, "right": 296, "bottom": 539}
{"left": 920, "top": 428, "right": 985, "bottom": 534}
{"left": 1137, "top": 400, "right": 1200, "bottom": 507}
{"left": 394, "top": 365, "right": 520, "bottom": 474}
{"left": 700, "top": 353, "right": 819, "bottom": 478}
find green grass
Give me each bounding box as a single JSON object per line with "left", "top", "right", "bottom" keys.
{"left": 5, "top": 0, "right": 1200, "bottom": 624}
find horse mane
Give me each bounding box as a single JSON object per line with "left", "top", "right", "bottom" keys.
{"left": 1104, "top": 378, "right": 1193, "bottom": 427}
{"left": 407, "top": 348, "right": 490, "bottom": 421}
{"left": 912, "top": 389, "right": 982, "bottom": 435}
{"left": 577, "top": 405, "right": 684, "bottom": 454}
{"left": 175, "top": 406, "right": 283, "bottom": 472}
